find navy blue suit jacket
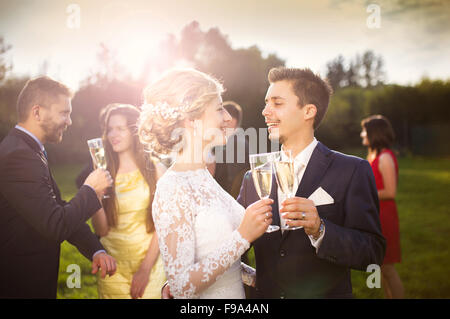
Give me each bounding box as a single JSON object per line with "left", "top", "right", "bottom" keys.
{"left": 237, "top": 142, "right": 386, "bottom": 298}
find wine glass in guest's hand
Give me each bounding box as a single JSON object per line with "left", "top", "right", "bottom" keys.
{"left": 249, "top": 153, "right": 279, "bottom": 233}
{"left": 273, "top": 150, "right": 302, "bottom": 231}
{"left": 87, "top": 138, "right": 110, "bottom": 199}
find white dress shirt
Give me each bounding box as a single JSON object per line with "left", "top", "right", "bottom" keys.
{"left": 277, "top": 138, "right": 325, "bottom": 252}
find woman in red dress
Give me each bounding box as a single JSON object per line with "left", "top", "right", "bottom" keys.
{"left": 361, "top": 115, "right": 404, "bottom": 299}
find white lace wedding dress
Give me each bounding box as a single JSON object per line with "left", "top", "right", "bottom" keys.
{"left": 152, "top": 167, "right": 255, "bottom": 299}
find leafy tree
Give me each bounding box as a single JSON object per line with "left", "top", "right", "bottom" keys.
{"left": 148, "top": 21, "right": 285, "bottom": 134}
{"left": 0, "top": 36, "right": 12, "bottom": 83}
{"left": 317, "top": 87, "right": 370, "bottom": 150}
{"left": 46, "top": 43, "right": 143, "bottom": 163}
{"left": 0, "top": 77, "right": 30, "bottom": 140}
{"left": 326, "top": 50, "right": 385, "bottom": 90}
{"left": 361, "top": 50, "right": 385, "bottom": 88}
{"left": 326, "top": 55, "right": 346, "bottom": 91}
{"left": 2, "top": 24, "right": 448, "bottom": 158}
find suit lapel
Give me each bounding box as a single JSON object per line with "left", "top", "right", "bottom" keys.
{"left": 11, "top": 128, "right": 41, "bottom": 152}
{"left": 11, "top": 128, "right": 48, "bottom": 166}
{"left": 11, "top": 128, "right": 61, "bottom": 201}
{"left": 296, "top": 142, "right": 333, "bottom": 199}
{"left": 281, "top": 142, "right": 334, "bottom": 242}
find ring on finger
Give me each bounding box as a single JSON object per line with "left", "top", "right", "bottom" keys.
{"left": 301, "top": 212, "right": 306, "bottom": 220}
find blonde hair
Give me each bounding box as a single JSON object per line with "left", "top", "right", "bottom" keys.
{"left": 138, "top": 68, "right": 224, "bottom": 156}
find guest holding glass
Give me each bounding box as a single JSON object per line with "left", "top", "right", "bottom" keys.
{"left": 91, "top": 103, "right": 166, "bottom": 299}
{"left": 0, "top": 76, "right": 115, "bottom": 298}
{"left": 361, "top": 114, "right": 404, "bottom": 299}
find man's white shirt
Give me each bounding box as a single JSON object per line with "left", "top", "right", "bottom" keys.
{"left": 277, "top": 138, "right": 325, "bottom": 252}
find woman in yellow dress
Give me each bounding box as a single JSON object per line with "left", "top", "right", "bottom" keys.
{"left": 91, "top": 103, "right": 166, "bottom": 299}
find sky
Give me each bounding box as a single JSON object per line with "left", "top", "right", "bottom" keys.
{"left": 1, "top": 0, "right": 449, "bottom": 89}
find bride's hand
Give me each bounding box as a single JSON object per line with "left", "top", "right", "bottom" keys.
{"left": 238, "top": 198, "right": 273, "bottom": 242}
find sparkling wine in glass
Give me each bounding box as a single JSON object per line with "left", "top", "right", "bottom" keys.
{"left": 274, "top": 149, "right": 302, "bottom": 230}
{"left": 249, "top": 153, "right": 279, "bottom": 233}
{"left": 87, "top": 138, "right": 110, "bottom": 198}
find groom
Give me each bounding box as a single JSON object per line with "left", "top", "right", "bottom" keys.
{"left": 237, "top": 67, "right": 386, "bottom": 298}
{"left": 0, "top": 76, "right": 116, "bottom": 298}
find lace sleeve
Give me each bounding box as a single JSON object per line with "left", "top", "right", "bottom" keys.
{"left": 153, "top": 177, "right": 250, "bottom": 299}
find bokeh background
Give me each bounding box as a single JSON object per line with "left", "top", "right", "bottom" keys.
{"left": 0, "top": 0, "right": 449, "bottom": 298}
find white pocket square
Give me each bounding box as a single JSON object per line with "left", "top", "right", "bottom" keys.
{"left": 308, "top": 187, "right": 334, "bottom": 206}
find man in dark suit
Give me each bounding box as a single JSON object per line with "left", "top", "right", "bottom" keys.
{"left": 212, "top": 101, "right": 250, "bottom": 199}
{"left": 0, "top": 76, "right": 116, "bottom": 298}
{"left": 237, "top": 67, "right": 386, "bottom": 298}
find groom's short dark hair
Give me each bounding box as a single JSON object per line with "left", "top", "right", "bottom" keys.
{"left": 268, "top": 67, "right": 333, "bottom": 130}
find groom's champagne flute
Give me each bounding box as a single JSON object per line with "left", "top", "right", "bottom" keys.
{"left": 274, "top": 150, "right": 302, "bottom": 230}
{"left": 87, "top": 138, "right": 110, "bottom": 199}
{"left": 274, "top": 161, "right": 294, "bottom": 197}
{"left": 249, "top": 153, "right": 279, "bottom": 233}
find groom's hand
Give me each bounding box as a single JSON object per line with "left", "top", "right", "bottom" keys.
{"left": 92, "top": 252, "right": 117, "bottom": 278}
{"left": 280, "top": 197, "right": 321, "bottom": 236}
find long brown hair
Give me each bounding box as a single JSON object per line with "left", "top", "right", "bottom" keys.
{"left": 361, "top": 114, "right": 395, "bottom": 156}
{"left": 102, "top": 103, "right": 156, "bottom": 233}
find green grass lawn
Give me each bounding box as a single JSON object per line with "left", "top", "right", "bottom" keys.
{"left": 52, "top": 156, "right": 450, "bottom": 299}
{"left": 51, "top": 163, "right": 100, "bottom": 299}
{"left": 352, "top": 157, "right": 450, "bottom": 298}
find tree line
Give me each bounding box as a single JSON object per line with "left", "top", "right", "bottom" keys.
{"left": 1, "top": 22, "right": 449, "bottom": 163}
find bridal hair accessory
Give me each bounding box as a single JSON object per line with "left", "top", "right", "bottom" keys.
{"left": 141, "top": 101, "right": 189, "bottom": 121}
{"left": 139, "top": 101, "right": 189, "bottom": 154}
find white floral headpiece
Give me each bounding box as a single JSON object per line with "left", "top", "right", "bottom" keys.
{"left": 141, "top": 101, "right": 189, "bottom": 121}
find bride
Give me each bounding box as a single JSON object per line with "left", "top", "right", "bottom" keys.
{"left": 138, "top": 69, "right": 273, "bottom": 298}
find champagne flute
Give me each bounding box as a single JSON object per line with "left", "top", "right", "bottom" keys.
{"left": 87, "top": 138, "right": 110, "bottom": 199}
{"left": 273, "top": 149, "right": 302, "bottom": 230}
{"left": 249, "top": 153, "right": 279, "bottom": 233}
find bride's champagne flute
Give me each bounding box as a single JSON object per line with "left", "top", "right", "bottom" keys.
{"left": 249, "top": 153, "right": 280, "bottom": 233}
{"left": 273, "top": 150, "right": 302, "bottom": 230}
{"left": 87, "top": 138, "right": 110, "bottom": 199}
